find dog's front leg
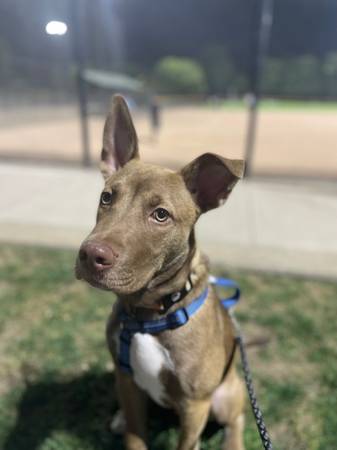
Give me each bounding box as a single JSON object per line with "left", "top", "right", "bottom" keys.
{"left": 115, "top": 368, "right": 148, "bottom": 450}
{"left": 177, "top": 398, "right": 211, "bottom": 450}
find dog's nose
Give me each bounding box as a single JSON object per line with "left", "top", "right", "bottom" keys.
{"left": 79, "top": 241, "right": 117, "bottom": 271}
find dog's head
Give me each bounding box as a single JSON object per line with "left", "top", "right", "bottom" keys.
{"left": 75, "top": 95, "right": 244, "bottom": 298}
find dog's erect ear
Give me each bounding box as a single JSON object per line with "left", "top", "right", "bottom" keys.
{"left": 100, "top": 95, "right": 139, "bottom": 179}
{"left": 181, "top": 153, "right": 245, "bottom": 212}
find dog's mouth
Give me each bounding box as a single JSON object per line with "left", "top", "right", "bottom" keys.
{"left": 75, "top": 259, "right": 135, "bottom": 293}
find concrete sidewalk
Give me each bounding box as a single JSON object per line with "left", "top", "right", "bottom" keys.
{"left": 0, "top": 162, "right": 336, "bottom": 280}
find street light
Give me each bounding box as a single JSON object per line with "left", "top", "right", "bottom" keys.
{"left": 44, "top": 13, "right": 90, "bottom": 167}
{"left": 45, "top": 20, "right": 68, "bottom": 36}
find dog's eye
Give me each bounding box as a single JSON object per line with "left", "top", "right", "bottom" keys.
{"left": 100, "top": 191, "right": 112, "bottom": 205}
{"left": 152, "top": 208, "right": 170, "bottom": 223}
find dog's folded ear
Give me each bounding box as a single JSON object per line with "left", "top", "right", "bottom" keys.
{"left": 181, "top": 153, "right": 245, "bottom": 212}
{"left": 100, "top": 95, "right": 139, "bottom": 179}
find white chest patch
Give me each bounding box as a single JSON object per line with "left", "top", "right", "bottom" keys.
{"left": 130, "top": 333, "right": 174, "bottom": 407}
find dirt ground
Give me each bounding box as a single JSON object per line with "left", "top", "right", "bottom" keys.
{"left": 1, "top": 104, "right": 336, "bottom": 177}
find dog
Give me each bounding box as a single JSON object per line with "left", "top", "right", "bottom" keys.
{"left": 75, "top": 95, "right": 246, "bottom": 450}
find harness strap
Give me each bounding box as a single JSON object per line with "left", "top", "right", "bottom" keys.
{"left": 118, "top": 287, "right": 208, "bottom": 373}
{"left": 118, "top": 276, "right": 240, "bottom": 374}
{"left": 208, "top": 275, "right": 240, "bottom": 308}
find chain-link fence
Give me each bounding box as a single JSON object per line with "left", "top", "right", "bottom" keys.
{"left": 0, "top": 0, "right": 336, "bottom": 176}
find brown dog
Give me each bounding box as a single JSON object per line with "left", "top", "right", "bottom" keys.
{"left": 76, "top": 95, "right": 245, "bottom": 450}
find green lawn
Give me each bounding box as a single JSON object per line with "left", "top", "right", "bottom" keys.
{"left": 0, "top": 244, "right": 336, "bottom": 450}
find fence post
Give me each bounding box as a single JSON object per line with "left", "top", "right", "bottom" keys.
{"left": 69, "top": 0, "right": 91, "bottom": 167}
{"left": 244, "top": 0, "right": 274, "bottom": 177}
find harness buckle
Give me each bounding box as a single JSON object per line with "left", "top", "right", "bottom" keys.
{"left": 167, "top": 307, "right": 189, "bottom": 329}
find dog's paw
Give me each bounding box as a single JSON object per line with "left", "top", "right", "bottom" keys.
{"left": 110, "top": 409, "right": 126, "bottom": 435}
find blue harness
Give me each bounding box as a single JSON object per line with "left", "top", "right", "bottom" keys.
{"left": 118, "top": 276, "right": 240, "bottom": 373}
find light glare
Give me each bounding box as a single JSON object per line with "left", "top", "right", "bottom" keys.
{"left": 45, "top": 21, "right": 68, "bottom": 36}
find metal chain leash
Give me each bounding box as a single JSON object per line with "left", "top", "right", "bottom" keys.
{"left": 212, "top": 277, "right": 274, "bottom": 449}
{"left": 236, "top": 334, "right": 274, "bottom": 450}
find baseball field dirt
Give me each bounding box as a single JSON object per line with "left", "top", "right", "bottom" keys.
{"left": 1, "top": 103, "right": 336, "bottom": 177}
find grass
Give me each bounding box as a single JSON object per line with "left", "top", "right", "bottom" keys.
{"left": 0, "top": 244, "right": 336, "bottom": 450}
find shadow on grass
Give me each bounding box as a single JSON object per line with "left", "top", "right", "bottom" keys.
{"left": 3, "top": 371, "right": 119, "bottom": 450}
{"left": 3, "top": 370, "right": 222, "bottom": 450}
